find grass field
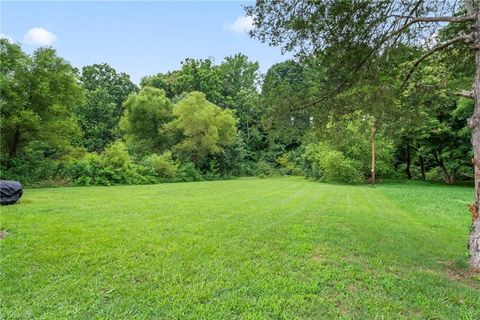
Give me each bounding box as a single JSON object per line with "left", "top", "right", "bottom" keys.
{"left": 1, "top": 177, "right": 479, "bottom": 319}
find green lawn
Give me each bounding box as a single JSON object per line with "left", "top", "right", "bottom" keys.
{"left": 1, "top": 177, "right": 479, "bottom": 319}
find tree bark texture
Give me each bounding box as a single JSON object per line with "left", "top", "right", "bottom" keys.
{"left": 468, "top": 2, "right": 480, "bottom": 270}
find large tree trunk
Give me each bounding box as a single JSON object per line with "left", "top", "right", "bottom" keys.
{"left": 468, "top": 3, "right": 480, "bottom": 270}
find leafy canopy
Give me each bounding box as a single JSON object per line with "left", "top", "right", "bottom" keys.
{"left": 170, "top": 91, "right": 237, "bottom": 164}
{"left": 0, "top": 40, "right": 83, "bottom": 159}
{"left": 120, "top": 87, "right": 174, "bottom": 157}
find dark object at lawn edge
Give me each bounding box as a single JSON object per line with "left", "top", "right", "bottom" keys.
{"left": 0, "top": 180, "right": 23, "bottom": 205}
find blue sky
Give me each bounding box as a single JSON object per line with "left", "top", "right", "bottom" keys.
{"left": 1, "top": 1, "right": 290, "bottom": 83}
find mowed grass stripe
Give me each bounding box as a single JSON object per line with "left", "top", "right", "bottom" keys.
{"left": 1, "top": 177, "right": 478, "bottom": 319}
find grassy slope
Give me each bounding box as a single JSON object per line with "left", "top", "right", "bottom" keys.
{"left": 1, "top": 177, "right": 479, "bottom": 319}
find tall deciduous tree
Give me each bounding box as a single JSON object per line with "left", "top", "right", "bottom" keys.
{"left": 246, "top": 0, "right": 480, "bottom": 269}
{"left": 75, "top": 89, "right": 117, "bottom": 152}
{"left": 80, "top": 63, "right": 137, "bottom": 117}
{"left": 141, "top": 54, "right": 265, "bottom": 165}
{"left": 173, "top": 58, "right": 222, "bottom": 105}
{"left": 140, "top": 71, "right": 180, "bottom": 99}
{"left": 119, "top": 87, "right": 174, "bottom": 158}
{"left": 170, "top": 91, "right": 237, "bottom": 166}
{"left": 396, "top": 51, "right": 473, "bottom": 184}
{"left": 219, "top": 54, "right": 265, "bottom": 161}
{"left": 219, "top": 53, "right": 259, "bottom": 101}
{"left": 140, "top": 58, "right": 222, "bottom": 104}
{"left": 77, "top": 63, "right": 137, "bottom": 151}
{"left": 261, "top": 60, "right": 318, "bottom": 140}
{"left": 0, "top": 40, "right": 83, "bottom": 161}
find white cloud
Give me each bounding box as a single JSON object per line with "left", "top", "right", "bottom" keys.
{"left": 0, "top": 34, "right": 13, "bottom": 43}
{"left": 24, "top": 28, "right": 57, "bottom": 46}
{"left": 227, "top": 15, "right": 254, "bottom": 34}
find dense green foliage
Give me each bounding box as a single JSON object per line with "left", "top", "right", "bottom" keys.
{"left": 303, "top": 143, "right": 364, "bottom": 184}
{"left": 1, "top": 40, "right": 84, "bottom": 184}
{"left": 1, "top": 178, "right": 478, "bottom": 318}
{"left": 170, "top": 92, "right": 237, "bottom": 167}
{"left": 0, "top": 22, "right": 474, "bottom": 186}
{"left": 245, "top": 0, "right": 475, "bottom": 186}
{"left": 76, "top": 63, "right": 137, "bottom": 152}
{"left": 120, "top": 87, "right": 174, "bottom": 158}
{"left": 0, "top": 41, "right": 83, "bottom": 159}
{"left": 140, "top": 151, "right": 178, "bottom": 179}
{"left": 1, "top": 3, "right": 478, "bottom": 315}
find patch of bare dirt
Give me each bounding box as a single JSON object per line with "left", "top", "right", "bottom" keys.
{"left": 0, "top": 230, "right": 9, "bottom": 240}
{"left": 347, "top": 284, "right": 358, "bottom": 293}
{"left": 441, "top": 261, "right": 480, "bottom": 289}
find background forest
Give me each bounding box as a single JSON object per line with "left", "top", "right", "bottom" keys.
{"left": 0, "top": 28, "right": 474, "bottom": 187}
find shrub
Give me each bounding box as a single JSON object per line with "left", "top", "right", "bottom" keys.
{"left": 67, "top": 154, "right": 97, "bottom": 185}
{"left": 302, "top": 143, "right": 329, "bottom": 180}
{"left": 425, "top": 167, "right": 443, "bottom": 181}
{"left": 203, "top": 160, "right": 221, "bottom": 180}
{"left": 97, "top": 141, "right": 142, "bottom": 185}
{"left": 68, "top": 141, "right": 148, "bottom": 186}
{"left": 303, "top": 143, "right": 363, "bottom": 184}
{"left": 141, "top": 152, "right": 178, "bottom": 179}
{"left": 321, "top": 150, "right": 363, "bottom": 184}
{"left": 276, "top": 153, "right": 303, "bottom": 176}
{"left": 100, "top": 141, "right": 132, "bottom": 170}
{"left": 67, "top": 153, "right": 109, "bottom": 185}
{"left": 177, "top": 162, "right": 204, "bottom": 182}
{"left": 238, "top": 162, "right": 255, "bottom": 177}
{"left": 0, "top": 142, "right": 66, "bottom": 186}
{"left": 254, "top": 160, "right": 276, "bottom": 177}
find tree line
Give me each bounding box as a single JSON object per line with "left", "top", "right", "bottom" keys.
{"left": 0, "top": 37, "right": 473, "bottom": 188}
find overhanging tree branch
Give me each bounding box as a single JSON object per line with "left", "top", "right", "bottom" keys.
{"left": 392, "top": 14, "right": 474, "bottom": 36}
{"left": 456, "top": 90, "right": 474, "bottom": 99}
{"left": 391, "top": 15, "right": 474, "bottom": 24}
{"left": 403, "top": 33, "right": 474, "bottom": 85}
{"left": 290, "top": 13, "right": 474, "bottom": 112}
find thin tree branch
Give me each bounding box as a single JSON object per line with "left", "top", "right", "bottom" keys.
{"left": 390, "top": 15, "right": 474, "bottom": 23}
{"left": 391, "top": 15, "right": 474, "bottom": 40}
{"left": 290, "top": 11, "right": 473, "bottom": 112}
{"left": 289, "top": 3, "right": 428, "bottom": 112}
{"left": 403, "top": 33, "right": 474, "bottom": 85}
{"left": 387, "top": 1, "right": 427, "bottom": 59}
{"left": 456, "top": 90, "right": 474, "bottom": 99}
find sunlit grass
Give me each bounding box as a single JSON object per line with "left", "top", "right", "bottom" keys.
{"left": 1, "top": 177, "right": 478, "bottom": 319}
